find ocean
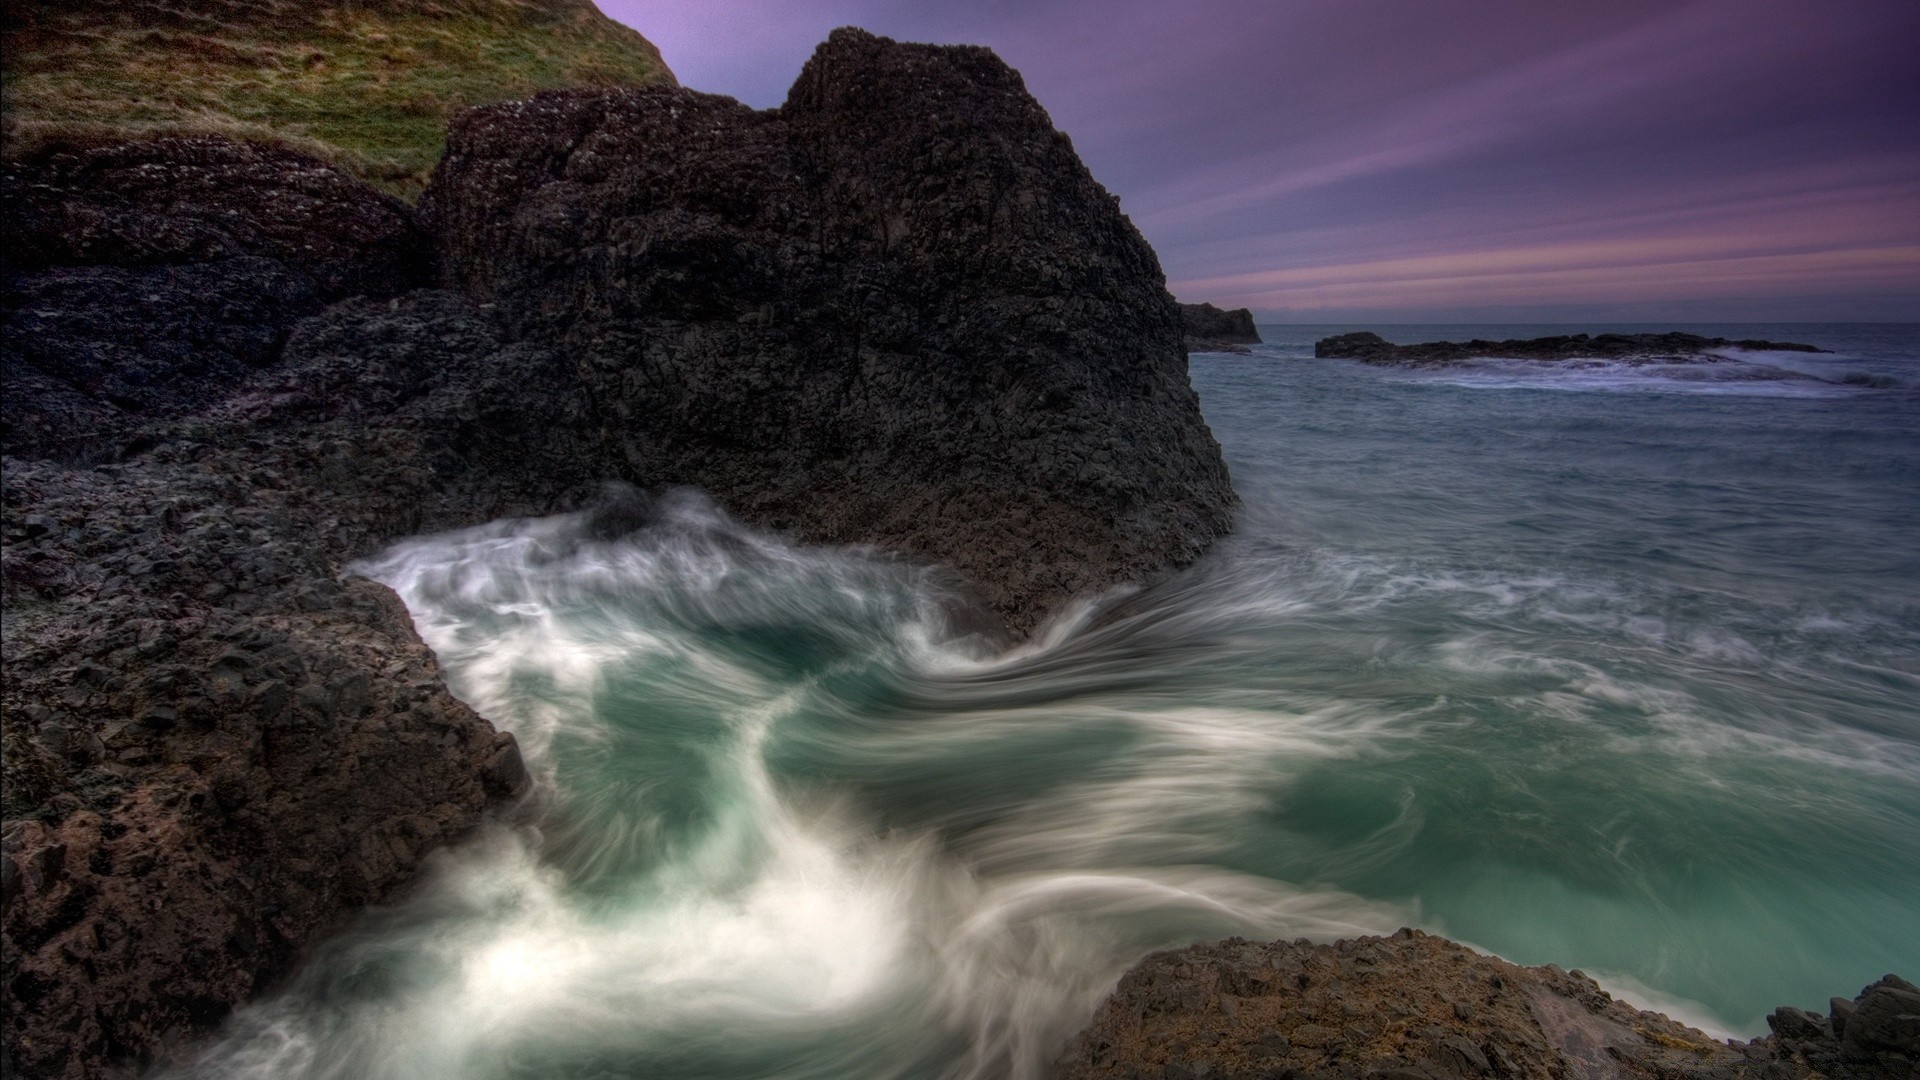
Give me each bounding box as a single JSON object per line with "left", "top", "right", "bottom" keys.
{"left": 175, "top": 324, "right": 1920, "bottom": 1079}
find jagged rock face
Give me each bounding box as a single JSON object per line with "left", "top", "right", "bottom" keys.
{"left": 1, "top": 138, "right": 429, "bottom": 459}
{"left": 426, "top": 27, "right": 1236, "bottom": 630}
{"left": 1179, "top": 301, "right": 1261, "bottom": 351}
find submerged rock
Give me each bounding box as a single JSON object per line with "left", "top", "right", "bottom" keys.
{"left": 426, "top": 26, "right": 1236, "bottom": 631}
{"left": 1052, "top": 931, "right": 1918, "bottom": 1080}
{"left": 1180, "top": 301, "right": 1262, "bottom": 353}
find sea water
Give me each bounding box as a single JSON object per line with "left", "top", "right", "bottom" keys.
{"left": 177, "top": 324, "right": 1920, "bottom": 1078}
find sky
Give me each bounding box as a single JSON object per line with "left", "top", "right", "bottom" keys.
{"left": 598, "top": 0, "right": 1920, "bottom": 322}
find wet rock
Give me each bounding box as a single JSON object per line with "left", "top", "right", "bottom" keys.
{"left": 1841, "top": 976, "right": 1920, "bottom": 1062}
{"left": 1831, "top": 995, "right": 1857, "bottom": 1039}
{"left": 1768, "top": 1006, "right": 1831, "bottom": 1043}
{"left": 482, "top": 733, "right": 531, "bottom": 797}
{"left": 1051, "top": 932, "right": 1919, "bottom": 1080}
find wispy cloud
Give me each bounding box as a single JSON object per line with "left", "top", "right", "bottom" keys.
{"left": 1174, "top": 241, "right": 1920, "bottom": 312}
{"left": 598, "top": 0, "right": 1920, "bottom": 319}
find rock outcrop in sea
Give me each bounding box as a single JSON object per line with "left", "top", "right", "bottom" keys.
{"left": 2, "top": 28, "right": 1233, "bottom": 1077}
{"left": 1, "top": 142, "right": 553, "bottom": 1080}
{"left": 1315, "top": 330, "right": 1826, "bottom": 367}
{"left": 1180, "top": 301, "right": 1263, "bottom": 353}
{"left": 1053, "top": 932, "right": 1920, "bottom": 1080}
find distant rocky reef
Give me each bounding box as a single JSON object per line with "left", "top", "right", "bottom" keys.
{"left": 1053, "top": 931, "right": 1920, "bottom": 1080}
{"left": 1316, "top": 330, "right": 1826, "bottom": 367}
{"left": 1181, "top": 301, "right": 1263, "bottom": 354}
{"left": 2, "top": 28, "right": 1233, "bottom": 1076}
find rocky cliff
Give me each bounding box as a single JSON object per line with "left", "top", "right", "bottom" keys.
{"left": 1180, "top": 301, "right": 1262, "bottom": 353}
{"left": 2, "top": 28, "right": 1235, "bottom": 1077}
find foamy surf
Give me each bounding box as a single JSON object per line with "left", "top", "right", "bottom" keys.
{"left": 168, "top": 324, "right": 1920, "bottom": 1077}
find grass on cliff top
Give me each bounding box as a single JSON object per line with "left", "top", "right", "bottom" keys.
{"left": 1, "top": 0, "right": 675, "bottom": 197}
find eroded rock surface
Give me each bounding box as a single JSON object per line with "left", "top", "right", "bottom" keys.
{"left": 425, "top": 27, "right": 1236, "bottom": 631}
{"left": 0, "top": 289, "right": 586, "bottom": 1077}
{"left": 1052, "top": 931, "right": 1918, "bottom": 1080}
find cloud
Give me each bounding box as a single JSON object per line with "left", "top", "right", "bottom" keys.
{"left": 598, "top": 0, "right": 1920, "bottom": 319}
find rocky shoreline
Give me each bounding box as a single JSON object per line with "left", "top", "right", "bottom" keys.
{"left": 1315, "top": 331, "right": 1827, "bottom": 368}
{"left": 2, "top": 28, "right": 1232, "bottom": 1076}
{"left": 2, "top": 17, "right": 1911, "bottom": 1080}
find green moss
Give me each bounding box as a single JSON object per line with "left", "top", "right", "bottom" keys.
{"left": 2, "top": 0, "right": 675, "bottom": 197}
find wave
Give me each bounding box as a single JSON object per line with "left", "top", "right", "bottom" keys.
{"left": 167, "top": 489, "right": 1920, "bottom": 1076}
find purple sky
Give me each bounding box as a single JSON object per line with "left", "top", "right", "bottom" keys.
{"left": 599, "top": 0, "right": 1920, "bottom": 322}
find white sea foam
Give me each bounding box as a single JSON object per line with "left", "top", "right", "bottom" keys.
{"left": 174, "top": 471, "right": 1920, "bottom": 1075}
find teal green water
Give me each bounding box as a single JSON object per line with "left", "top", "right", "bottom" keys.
{"left": 179, "top": 325, "right": 1920, "bottom": 1078}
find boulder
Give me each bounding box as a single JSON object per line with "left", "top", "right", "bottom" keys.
{"left": 424, "top": 27, "right": 1236, "bottom": 631}
{"left": 1053, "top": 933, "right": 1919, "bottom": 1080}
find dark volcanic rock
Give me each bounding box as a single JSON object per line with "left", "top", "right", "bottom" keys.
{"left": 1315, "top": 330, "right": 1826, "bottom": 367}
{"left": 0, "top": 148, "right": 556, "bottom": 1077}
{"left": 424, "top": 26, "right": 1236, "bottom": 631}
{"left": 1, "top": 139, "right": 430, "bottom": 459}
{"left": 1180, "top": 301, "right": 1262, "bottom": 353}
{"left": 1052, "top": 931, "right": 1917, "bottom": 1080}
{"left": 0, "top": 288, "right": 580, "bottom": 1079}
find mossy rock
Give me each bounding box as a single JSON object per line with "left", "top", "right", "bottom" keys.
{"left": 1, "top": 0, "right": 675, "bottom": 197}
